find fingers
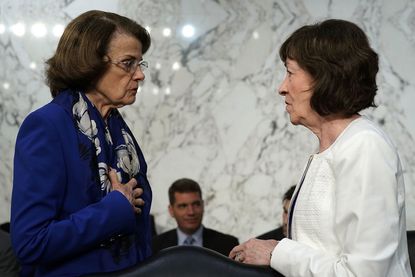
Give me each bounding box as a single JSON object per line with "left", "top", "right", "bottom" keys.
{"left": 108, "top": 169, "right": 144, "bottom": 214}
{"left": 229, "top": 244, "right": 243, "bottom": 259}
{"left": 234, "top": 239, "right": 278, "bottom": 265}
{"left": 133, "top": 197, "right": 145, "bottom": 206}
{"left": 109, "top": 168, "right": 137, "bottom": 188}
{"left": 229, "top": 245, "right": 245, "bottom": 263}
{"left": 133, "top": 187, "right": 143, "bottom": 198}
{"left": 108, "top": 168, "right": 120, "bottom": 185}
{"left": 133, "top": 206, "right": 142, "bottom": 214}
{"left": 234, "top": 251, "right": 244, "bottom": 262}
{"left": 132, "top": 187, "right": 144, "bottom": 207}
{"left": 132, "top": 186, "right": 144, "bottom": 214}
{"left": 126, "top": 177, "right": 137, "bottom": 190}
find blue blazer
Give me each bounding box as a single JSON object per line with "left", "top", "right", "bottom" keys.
{"left": 11, "top": 98, "right": 152, "bottom": 276}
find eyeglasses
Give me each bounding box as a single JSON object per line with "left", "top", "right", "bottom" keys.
{"left": 108, "top": 58, "right": 148, "bottom": 74}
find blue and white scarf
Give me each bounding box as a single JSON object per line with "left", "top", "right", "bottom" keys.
{"left": 72, "top": 91, "right": 140, "bottom": 194}
{"left": 53, "top": 89, "right": 153, "bottom": 261}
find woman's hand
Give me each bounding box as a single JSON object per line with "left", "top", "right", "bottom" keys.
{"left": 109, "top": 168, "right": 144, "bottom": 214}
{"left": 229, "top": 238, "right": 279, "bottom": 266}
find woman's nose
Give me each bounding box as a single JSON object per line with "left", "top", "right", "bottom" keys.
{"left": 132, "top": 68, "right": 145, "bottom": 81}
{"left": 278, "top": 77, "right": 288, "bottom": 95}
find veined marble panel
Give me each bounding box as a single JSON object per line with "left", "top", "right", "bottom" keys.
{"left": 1, "top": 0, "right": 414, "bottom": 242}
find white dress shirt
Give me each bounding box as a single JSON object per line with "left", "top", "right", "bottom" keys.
{"left": 271, "top": 116, "right": 412, "bottom": 276}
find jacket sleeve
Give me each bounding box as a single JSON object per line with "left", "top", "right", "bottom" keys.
{"left": 270, "top": 130, "right": 406, "bottom": 276}
{"left": 11, "top": 107, "right": 136, "bottom": 264}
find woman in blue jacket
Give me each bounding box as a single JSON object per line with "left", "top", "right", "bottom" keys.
{"left": 11, "top": 10, "right": 152, "bottom": 276}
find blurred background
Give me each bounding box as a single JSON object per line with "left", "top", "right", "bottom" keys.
{"left": 1, "top": 0, "right": 414, "bottom": 241}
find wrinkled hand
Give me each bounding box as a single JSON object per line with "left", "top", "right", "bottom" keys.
{"left": 109, "top": 169, "right": 144, "bottom": 214}
{"left": 229, "top": 238, "right": 279, "bottom": 266}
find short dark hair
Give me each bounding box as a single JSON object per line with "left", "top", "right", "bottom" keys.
{"left": 283, "top": 185, "right": 296, "bottom": 202}
{"left": 168, "top": 178, "right": 202, "bottom": 205}
{"left": 279, "top": 19, "right": 378, "bottom": 116}
{"left": 46, "top": 10, "right": 151, "bottom": 97}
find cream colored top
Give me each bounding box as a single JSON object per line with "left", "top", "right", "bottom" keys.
{"left": 271, "top": 117, "right": 412, "bottom": 276}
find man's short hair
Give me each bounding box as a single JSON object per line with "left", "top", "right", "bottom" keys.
{"left": 168, "top": 178, "right": 202, "bottom": 205}
{"left": 283, "top": 185, "right": 296, "bottom": 202}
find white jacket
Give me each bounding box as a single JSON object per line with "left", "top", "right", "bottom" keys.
{"left": 271, "top": 117, "right": 412, "bottom": 277}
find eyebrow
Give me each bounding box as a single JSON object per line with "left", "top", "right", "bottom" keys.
{"left": 115, "top": 54, "right": 143, "bottom": 61}
{"left": 177, "top": 200, "right": 202, "bottom": 206}
{"left": 129, "top": 55, "right": 143, "bottom": 60}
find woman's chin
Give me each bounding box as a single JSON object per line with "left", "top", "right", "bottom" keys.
{"left": 289, "top": 115, "right": 301, "bottom": 126}
{"left": 123, "top": 95, "right": 137, "bottom": 106}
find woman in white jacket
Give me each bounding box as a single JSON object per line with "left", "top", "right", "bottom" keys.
{"left": 230, "top": 19, "right": 412, "bottom": 277}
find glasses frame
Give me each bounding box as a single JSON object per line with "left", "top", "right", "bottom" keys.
{"left": 107, "top": 57, "right": 148, "bottom": 74}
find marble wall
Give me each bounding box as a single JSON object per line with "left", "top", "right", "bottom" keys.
{"left": 1, "top": 0, "right": 414, "bottom": 242}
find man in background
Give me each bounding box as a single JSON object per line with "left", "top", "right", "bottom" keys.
{"left": 257, "top": 185, "right": 295, "bottom": 240}
{"left": 152, "top": 178, "right": 239, "bottom": 256}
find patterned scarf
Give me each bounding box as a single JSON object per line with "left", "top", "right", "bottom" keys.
{"left": 53, "top": 89, "right": 152, "bottom": 261}
{"left": 71, "top": 91, "right": 140, "bottom": 193}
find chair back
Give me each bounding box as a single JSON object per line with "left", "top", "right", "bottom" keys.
{"left": 89, "top": 245, "right": 283, "bottom": 277}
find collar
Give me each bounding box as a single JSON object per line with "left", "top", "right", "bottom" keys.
{"left": 177, "top": 225, "right": 204, "bottom": 246}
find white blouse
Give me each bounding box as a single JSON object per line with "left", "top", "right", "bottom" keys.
{"left": 270, "top": 117, "right": 412, "bottom": 276}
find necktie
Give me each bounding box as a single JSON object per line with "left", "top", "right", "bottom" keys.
{"left": 183, "top": 236, "right": 195, "bottom": 245}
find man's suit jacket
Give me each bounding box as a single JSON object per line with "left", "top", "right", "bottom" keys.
{"left": 152, "top": 227, "right": 239, "bottom": 256}
{"left": 256, "top": 226, "right": 285, "bottom": 241}
{"left": 0, "top": 230, "right": 20, "bottom": 275}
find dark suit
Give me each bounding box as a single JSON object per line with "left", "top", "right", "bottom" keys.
{"left": 257, "top": 226, "right": 285, "bottom": 241}
{"left": 152, "top": 227, "right": 239, "bottom": 256}
{"left": 0, "top": 230, "right": 20, "bottom": 276}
